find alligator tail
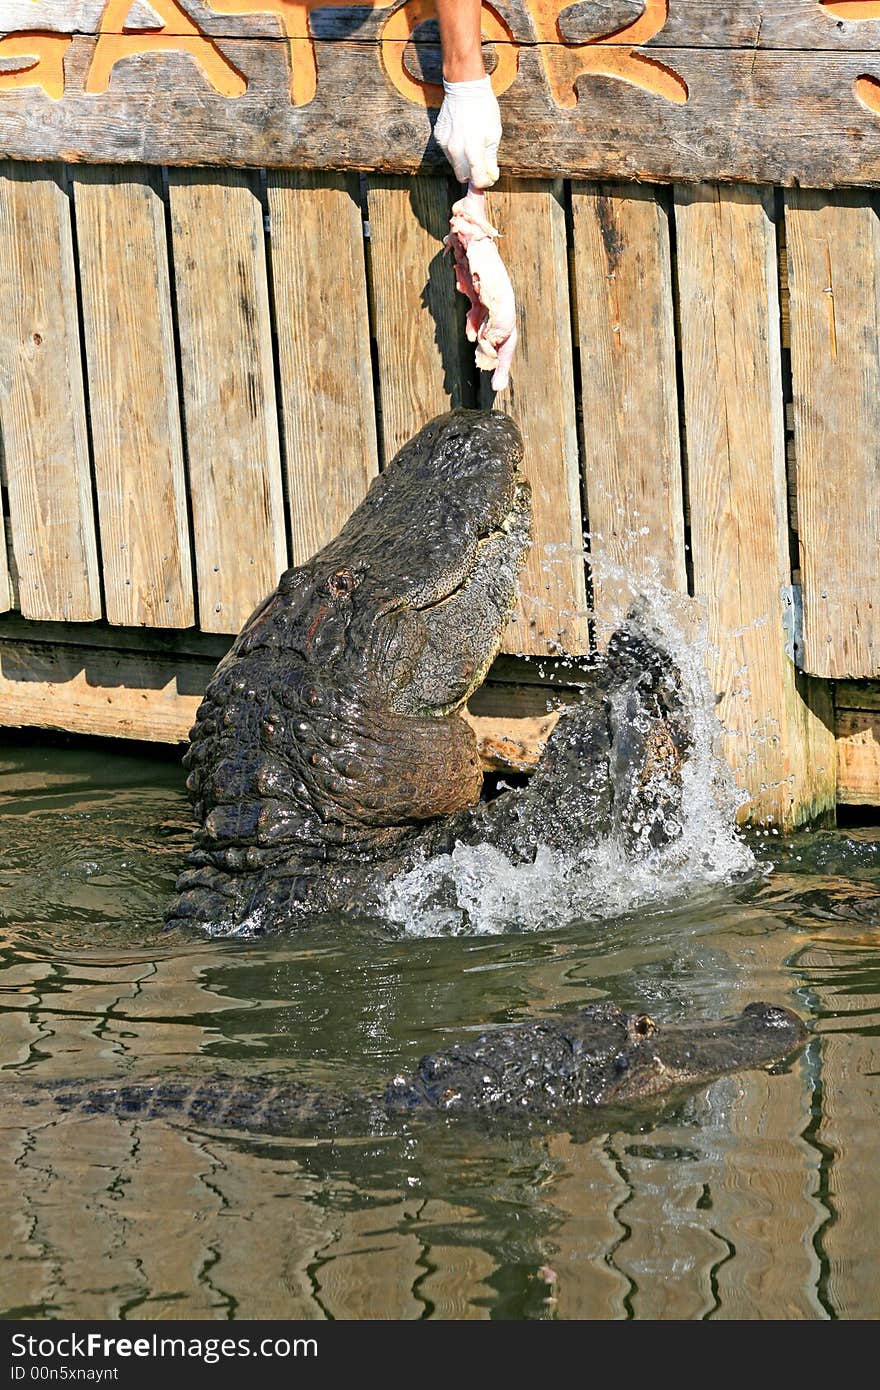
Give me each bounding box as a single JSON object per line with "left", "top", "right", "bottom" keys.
{"left": 23, "top": 1076, "right": 368, "bottom": 1135}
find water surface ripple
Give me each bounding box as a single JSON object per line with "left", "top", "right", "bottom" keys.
{"left": 1, "top": 742, "right": 878, "bottom": 1319}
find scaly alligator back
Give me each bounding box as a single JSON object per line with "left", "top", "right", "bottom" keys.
{"left": 11, "top": 1003, "right": 807, "bottom": 1135}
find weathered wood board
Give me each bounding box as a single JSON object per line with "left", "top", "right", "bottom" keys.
{"left": 460, "top": 708, "right": 560, "bottom": 771}
{"left": 168, "top": 167, "right": 287, "bottom": 632}
{"left": 0, "top": 163, "right": 101, "bottom": 622}
{"left": 266, "top": 170, "right": 378, "bottom": 563}
{"left": 7, "top": 1, "right": 880, "bottom": 51}
{"left": 366, "top": 173, "right": 474, "bottom": 462}
{"left": 5, "top": 4, "right": 880, "bottom": 184}
{"left": 0, "top": 634, "right": 207, "bottom": 743}
{"left": 0, "top": 616, "right": 561, "bottom": 773}
{"left": 785, "top": 190, "right": 880, "bottom": 680}
{"left": 0, "top": 508, "right": 11, "bottom": 614}
{"left": 836, "top": 705, "right": 880, "bottom": 804}
{"left": 570, "top": 181, "right": 685, "bottom": 630}
{"left": 0, "top": 148, "right": 876, "bottom": 819}
{"left": 674, "top": 183, "right": 836, "bottom": 827}
{"left": 482, "top": 178, "right": 588, "bottom": 657}
{"left": 73, "top": 164, "right": 195, "bottom": 627}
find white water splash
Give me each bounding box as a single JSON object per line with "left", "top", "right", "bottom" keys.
{"left": 383, "top": 555, "right": 756, "bottom": 937}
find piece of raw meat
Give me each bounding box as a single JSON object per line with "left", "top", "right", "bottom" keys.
{"left": 444, "top": 185, "right": 518, "bottom": 392}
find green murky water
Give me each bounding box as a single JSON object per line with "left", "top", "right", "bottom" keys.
{"left": 1, "top": 738, "right": 879, "bottom": 1319}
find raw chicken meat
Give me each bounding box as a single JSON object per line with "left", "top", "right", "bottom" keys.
{"left": 444, "top": 185, "right": 518, "bottom": 392}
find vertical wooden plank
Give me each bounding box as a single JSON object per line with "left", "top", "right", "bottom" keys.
{"left": 570, "top": 182, "right": 686, "bottom": 630}
{"left": 73, "top": 166, "right": 194, "bottom": 629}
{"left": 266, "top": 171, "right": 378, "bottom": 564}
{"left": 785, "top": 191, "right": 880, "bottom": 679}
{"left": 674, "top": 184, "right": 835, "bottom": 827}
{"left": 0, "top": 469, "right": 11, "bottom": 614}
{"left": 483, "top": 178, "right": 588, "bottom": 657}
{"left": 0, "top": 163, "right": 101, "bottom": 623}
{"left": 836, "top": 705, "right": 880, "bottom": 806}
{"left": 168, "top": 169, "right": 286, "bottom": 634}
{"left": 366, "top": 173, "right": 473, "bottom": 463}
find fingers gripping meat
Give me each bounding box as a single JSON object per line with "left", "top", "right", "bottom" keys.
{"left": 444, "top": 186, "right": 518, "bottom": 392}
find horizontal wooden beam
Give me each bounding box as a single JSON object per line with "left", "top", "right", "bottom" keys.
{"left": 4, "top": 615, "right": 879, "bottom": 807}
{"left": 0, "top": 613, "right": 594, "bottom": 683}
{"left": 0, "top": 620, "right": 569, "bottom": 773}
{"left": 4, "top": 4, "right": 880, "bottom": 183}
{"left": 460, "top": 709, "right": 560, "bottom": 771}
{"left": 836, "top": 680, "right": 880, "bottom": 711}
{"left": 836, "top": 706, "right": 880, "bottom": 805}
{"left": 0, "top": 635, "right": 207, "bottom": 743}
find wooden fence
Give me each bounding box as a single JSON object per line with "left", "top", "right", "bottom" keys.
{"left": 0, "top": 1, "right": 879, "bottom": 826}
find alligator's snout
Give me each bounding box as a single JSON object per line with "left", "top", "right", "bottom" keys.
{"left": 616, "top": 1000, "right": 809, "bottom": 1103}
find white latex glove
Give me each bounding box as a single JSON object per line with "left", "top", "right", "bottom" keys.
{"left": 445, "top": 186, "right": 517, "bottom": 391}
{"left": 434, "top": 75, "right": 502, "bottom": 189}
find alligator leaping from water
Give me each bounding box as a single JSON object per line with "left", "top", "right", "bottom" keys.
{"left": 14, "top": 1002, "right": 806, "bottom": 1135}
{"left": 167, "top": 409, "right": 690, "bottom": 934}
{"left": 115, "top": 407, "right": 806, "bottom": 1134}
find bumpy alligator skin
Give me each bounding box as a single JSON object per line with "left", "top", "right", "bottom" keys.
{"left": 167, "top": 408, "right": 690, "bottom": 933}
{"left": 15, "top": 1003, "right": 807, "bottom": 1135}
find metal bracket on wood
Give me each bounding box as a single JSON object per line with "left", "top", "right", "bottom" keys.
{"left": 781, "top": 582, "right": 803, "bottom": 669}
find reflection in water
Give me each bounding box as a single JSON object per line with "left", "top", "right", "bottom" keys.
{"left": 0, "top": 743, "right": 879, "bottom": 1319}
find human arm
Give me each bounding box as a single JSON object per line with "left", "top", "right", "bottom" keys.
{"left": 434, "top": 0, "right": 502, "bottom": 189}
{"left": 436, "top": 0, "right": 485, "bottom": 82}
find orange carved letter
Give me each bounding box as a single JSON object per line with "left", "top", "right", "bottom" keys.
{"left": 207, "top": 1, "right": 515, "bottom": 110}
{"left": 819, "top": 4, "right": 880, "bottom": 115}
{"left": 87, "top": 0, "right": 247, "bottom": 97}
{"left": 209, "top": 2, "right": 393, "bottom": 108}
{"left": 379, "top": 0, "right": 518, "bottom": 109}
{"left": 821, "top": 2, "right": 880, "bottom": 15}
{"left": 208, "top": 0, "right": 338, "bottom": 107}
{"left": 529, "top": 0, "right": 687, "bottom": 107}
{"left": 0, "top": 32, "right": 71, "bottom": 100}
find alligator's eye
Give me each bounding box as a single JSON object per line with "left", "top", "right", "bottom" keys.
{"left": 328, "top": 568, "right": 358, "bottom": 600}
{"left": 633, "top": 1014, "right": 657, "bottom": 1038}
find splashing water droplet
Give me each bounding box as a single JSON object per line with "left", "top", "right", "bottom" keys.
{"left": 384, "top": 553, "right": 755, "bottom": 937}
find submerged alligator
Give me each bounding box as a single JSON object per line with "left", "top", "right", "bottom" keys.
{"left": 15, "top": 1003, "right": 806, "bottom": 1135}
{"left": 168, "top": 409, "right": 690, "bottom": 933}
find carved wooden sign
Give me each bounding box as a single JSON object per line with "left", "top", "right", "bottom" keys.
{"left": 2, "top": 1, "right": 880, "bottom": 183}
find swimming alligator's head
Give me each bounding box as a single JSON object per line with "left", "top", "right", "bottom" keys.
{"left": 385, "top": 1002, "right": 808, "bottom": 1117}
{"left": 176, "top": 411, "right": 531, "bottom": 904}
